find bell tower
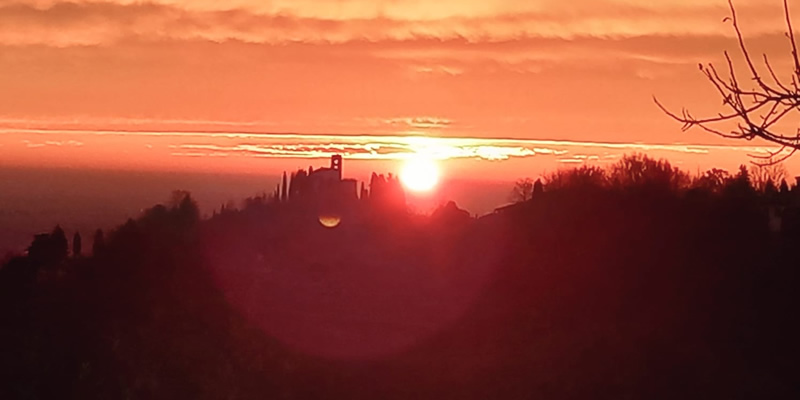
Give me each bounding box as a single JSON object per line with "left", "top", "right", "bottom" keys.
{"left": 331, "top": 155, "right": 343, "bottom": 180}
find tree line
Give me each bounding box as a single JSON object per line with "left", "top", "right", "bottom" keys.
{"left": 1, "top": 157, "right": 797, "bottom": 399}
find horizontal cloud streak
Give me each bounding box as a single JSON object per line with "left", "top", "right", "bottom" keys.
{"left": 0, "top": 1, "right": 790, "bottom": 46}
{"left": 21, "top": 138, "right": 84, "bottom": 148}
{"left": 0, "top": 128, "right": 783, "bottom": 163}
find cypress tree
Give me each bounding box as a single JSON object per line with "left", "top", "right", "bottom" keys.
{"left": 73, "top": 232, "right": 82, "bottom": 258}
{"left": 281, "top": 172, "right": 288, "bottom": 202}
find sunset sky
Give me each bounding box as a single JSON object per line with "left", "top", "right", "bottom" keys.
{"left": 2, "top": 0, "right": 800, "bottom": 181}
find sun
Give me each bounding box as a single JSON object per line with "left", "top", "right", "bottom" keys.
{"left": 400, "top": 156, "right": 440, "bottom": 192}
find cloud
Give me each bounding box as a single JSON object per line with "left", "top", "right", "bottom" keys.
{"left": 21, "top": 138, "right": 84, "bottom": 147}
{"left": 21, "top": 140, "right": 45, "bottom": 148}
{"left": 379, "top": 117, "right": 453, "bottom": 130}
{"left": 0, "top": 1, "right": 790, "bottom": 46}
{"left": 163, "top": 134, "right": 780, "bottom": 163}
{"left": 2, "top": 1, "right": 797, "bottom": 163}
{"left": 5, "top": 127, "right": 778, "bottom": 162}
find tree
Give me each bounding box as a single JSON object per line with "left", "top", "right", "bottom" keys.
{"left": 609, "top": 154, "right": 690, "bottom": 191}
{"left": 751, "top": 162, "right": 788, "bottom": 191}
{"left": 50, "top": 225, "right": 69, "bottom": 263}
{"left": 431, "top": 201, "right": 471, "bottom": 227}
{"left": 73, "top": 232, "right": 82, "bottom": 258}
{"left": 169, "top": 190, "right": 193, "bottom": 209}
{"left": 510, "top": 178, "right": 535, "bottom": 202}
{"left": 656, "top": 0, "right": 800, "bottom": 162}
{"left": 177, "top": 193, "right": 200, "bottom": 225}
{"left": 168, "top": 190, "right": 200, "bottom": 225}
{"left": 693, "top": 168, "right": 731, "bottom": 193}
{"left": 27, "top": 225, "right": 68, "bottom": 267}
{"left": 723, "top": 165, "right": 757, "bottom": 197}
{"left": 281, "top": 172, "right": 288, "bottom": 202}
{"left": 780, "top": 179, "right": 790, "bottom": 194}
{"left": 545, "top": 165, "right": 607, "bottom": 191}
{"left": 92, "top": 229, "right": 105, "bottom": 256}
{"left": 533, "top": 179, "right": 544, "bottom": 196}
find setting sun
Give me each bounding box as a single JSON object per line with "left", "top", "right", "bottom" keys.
{"left": 400, "top": 157, "right": 440, "bottom": 192}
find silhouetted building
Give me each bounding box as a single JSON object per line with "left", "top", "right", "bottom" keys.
{"left": 276, "top": 154, "right": 408, "bottom": 217}
{"left": 284, "top": 155, "right": 359, "bottom": 211}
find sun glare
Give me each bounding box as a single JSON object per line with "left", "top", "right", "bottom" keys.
{"left": 400, "top": 156, "right": 440, "bottom": 192}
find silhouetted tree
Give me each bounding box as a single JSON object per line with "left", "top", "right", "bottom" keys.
{"left": 693, "top": 168, "right": 731, "bottom": 194}
{"left": 656, "top": 0, "right": 800, "bottom": 161}
{"left": 609, "top": 154, "right": 690, "bottom": 191}
{"left": 510, "top": 178, "right": 535, "bottom": 202}
{"left": 290, "top": 169, "right": 309, "bottom": 200}
{"left": 27, "top": 225, "right": 68, "bottom": 267}
{"left": 142, "top": 204, "right": 169, "bottom": 225}
{"left": 369, "top": 172, "right": 383, "bottom": 196}
{"left": 92, "top": 229, "right": 105, "bottom": 256}
{"left": 368, "top": 172, "right": 406, "bottom": 211}
{"left": 545, "top": 165, "right": 607, "bottom": 191}
{"left": 169, "top": 190, "right": 192, "bottom": 209}
{"left": 764, "top": 180, "right": 779, "bottom": 198}
{"left": 244, "top": 194, "right": 267, "bottom": 209}
{"left": 51, "top": 225, "right": 68, "bottom": 262}
{"left": 723, "top": 165, "right": 756, "bottom": 197}
{"left": 281, "top": 172, "right": 288, "bottom": 202}
{"left": 27, "top": 234, "right": 53, "bottom": 266}
{"left": 431, "top": 201, "right": 471, "bottom": 227}
{"left": 751, "top": 162, "right": 788, "bottom": 192}
{"left": 73, "top": 232, "right": 82, "bottom": 258}
{"left": 533, "top": 179, "right": 544, "bottom": 196}
{"left": 177, "top": 193, "right": 200, "bottom": 225}
{"left": 780, "top": 179, "right": 790, "bottom": 194}
{"left": 165, "top": 190, "right": 200, "bottom": 226}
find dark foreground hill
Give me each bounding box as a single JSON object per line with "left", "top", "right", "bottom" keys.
{"left": 1, "top": 165, "right": 798, "bottom": 399}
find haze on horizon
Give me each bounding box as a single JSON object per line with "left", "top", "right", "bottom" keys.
{"left": 3, "top": 0, "right": 800, "bottom": 253}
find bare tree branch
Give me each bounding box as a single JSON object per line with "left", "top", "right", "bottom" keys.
{"left": 655, "top": 0, "right": 800, "bottom": 162}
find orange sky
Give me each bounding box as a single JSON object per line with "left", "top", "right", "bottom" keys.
{"left": 2, "top": 0, "right": 800, "bottom": 180}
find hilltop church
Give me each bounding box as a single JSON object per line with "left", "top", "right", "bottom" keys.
{"left": 290, "top": 155, "right": 359, "bottom": 204}
{"left": 275, "top": 155, "right": 405, "bottom": 212}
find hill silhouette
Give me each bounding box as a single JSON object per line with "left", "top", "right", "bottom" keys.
{"left": 1, "top": 154, "right": 798, "bottom": 399}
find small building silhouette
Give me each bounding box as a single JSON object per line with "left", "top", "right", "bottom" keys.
{"left": 283, "top": 155, "right": 358, "bottom": 209}
{"left": 277, "top": 155, "right": 406, "bottom": 215}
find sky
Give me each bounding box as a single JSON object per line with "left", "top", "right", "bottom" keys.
{"left": 2, "top": 0, "right": 800, "bottom": 185}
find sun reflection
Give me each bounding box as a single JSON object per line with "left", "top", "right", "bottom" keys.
{"left": 318, "top": 215, "right": 342, "bottom": 228}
